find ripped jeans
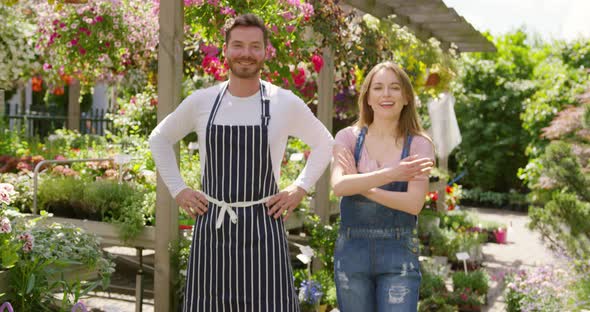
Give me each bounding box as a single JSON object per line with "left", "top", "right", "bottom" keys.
{"left": 334, "top": 227, "right": 421, "bottom": 312}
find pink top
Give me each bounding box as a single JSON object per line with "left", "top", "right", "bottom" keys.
{"left": 334, "top": 126, "right": 435, "bottom": 174}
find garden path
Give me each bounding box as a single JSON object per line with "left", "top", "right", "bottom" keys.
{"left": 465, "top": 207, "right": 569, "bottom": 312}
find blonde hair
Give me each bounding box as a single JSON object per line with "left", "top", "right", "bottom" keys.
{"left": 354, "top": 62, "right": 430, "bottom": 142}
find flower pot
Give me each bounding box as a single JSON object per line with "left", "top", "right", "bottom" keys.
{"left": 493, "top": 228, "right": 507, "bottom": 244}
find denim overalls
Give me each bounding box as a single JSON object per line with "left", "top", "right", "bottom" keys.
{"left": 334, "top": 127, "right": 421, "bottom": 312}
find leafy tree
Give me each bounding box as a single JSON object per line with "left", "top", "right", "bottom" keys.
{"left": 452, "top": 31, "right": 537, "bottom": 191}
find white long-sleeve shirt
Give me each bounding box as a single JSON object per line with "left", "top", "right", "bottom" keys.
{"left": 149, "top": 81, "right": 334, "bottom": 198}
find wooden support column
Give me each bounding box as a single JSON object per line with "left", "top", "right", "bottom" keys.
{"left": 68, "top": 80, "right": 81, "bottom": 131}
{"left": 312, "top": 47, "right": 334, "bottom": 272}
{"left": 155, "top": 0, "right": 183, "bottom": 310}
{"left": 314, "top": 47, "right": 335, "bottom": 224}
{"left": 437, "top": 156, "right": 448, "bottom": 212}
{"left": 0, "top": 90, "right": 4, "bottom": 118}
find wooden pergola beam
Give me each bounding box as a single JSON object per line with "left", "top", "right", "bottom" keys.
{"left": 154, "top": 0, "right": 183, "bottom": 310}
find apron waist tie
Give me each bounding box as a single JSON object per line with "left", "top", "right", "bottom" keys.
{"left": 204, "top": 194, "right": 274, "bottom": 229}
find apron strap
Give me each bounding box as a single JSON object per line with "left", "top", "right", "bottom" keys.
{"left": 260, "top": 81, "right": 271, "bottom": 127}
{"left": 207, "top": 80, "right": 270, "bottom": 127}
{"left": 353, "top": 126, "right": 368, "bottom": 168}
{"left": 207, "top": 81, "right": 229, "bottom": 126}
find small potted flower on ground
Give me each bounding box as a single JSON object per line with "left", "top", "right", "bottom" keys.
{"left": 451, "top": 270, "right": 489, "bottom": 311}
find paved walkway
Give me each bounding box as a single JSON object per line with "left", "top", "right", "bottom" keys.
{"left": 77, "top": 206, "right": 563, "bottom": 311}
{"left": 464, "top": 207, "right": 568, "bottom": 312}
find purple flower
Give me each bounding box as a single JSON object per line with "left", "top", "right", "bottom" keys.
{"left": 220, "top": 6, "right": 235, "bottom": 16}
{"left": 298, "top": 280, "right": 322, "bottom": 305}
{"left": 200, "top": 43, "right": 219, "bottom": 57}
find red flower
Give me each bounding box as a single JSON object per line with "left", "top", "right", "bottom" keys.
{"left": 52, "top": 87, "right": 64, "bottom": 96}
{"left": 447, "top": 204, "right": 455, "bottom": 211}
{"left": 429, "top": 191, "right": 439, "bottom": 202}
{"left": 446, "top": 185, "right": 453, "bottom": 194}
{"left": 291, "top": 68, "right": 306, "bottom": 88}
{"left": 32, "top": 76, "right": 43, "bottom": 92}
{"left": 311, "top": 54, "right": 324, "bottom": 73}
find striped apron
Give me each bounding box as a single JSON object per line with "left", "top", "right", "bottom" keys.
{"left": 183, "top": 81, "right": 300, "bottom": 312}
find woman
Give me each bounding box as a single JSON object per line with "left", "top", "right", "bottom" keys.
{"left": 331, "top": 62, "right": 435, "bottom": 311}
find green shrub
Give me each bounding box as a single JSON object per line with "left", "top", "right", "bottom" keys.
{"left": 452, "top": 270, "right": 489, "bottom": 295}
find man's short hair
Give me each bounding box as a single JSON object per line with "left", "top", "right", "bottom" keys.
{"left": 225, "top": 13, "right": 269, "bottom": 47}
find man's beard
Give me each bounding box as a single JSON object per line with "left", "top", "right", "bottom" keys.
{"left": 227, "top": 57, "right": 264, "bottom": 79}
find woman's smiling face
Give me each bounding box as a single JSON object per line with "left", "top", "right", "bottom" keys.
{"left": 367, "top": 68, "right": 407, "bottom": 120}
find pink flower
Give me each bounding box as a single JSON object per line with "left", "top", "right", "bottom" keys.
{"left": 301, "top": 3, "right": 314, "bottom": 21}
{"left": 292, "top": 67, "right": 306, "bottom": 87}
{"left": 43, "top": 63, "right": 52, "bottom": 71}
{"left": 286, "top": 25, "right": 295, "bottom": 33}
{"left": 18, "top": 232, "right": 34, "bottom": 253}
{"left": 0, "top": 217, "right": 11, "bottom": 233}
{"left": 266, "top": 43, "right": 276, "bottom": 60}
{"left": 460, "top": 293, "right": 468, "bottom": 301}
{"left": 78, "top": 47, "right": 87, "bottom": 55}
{"left": 311, "top": 54, "right": 324, "bottom": 73}
{"left": 200, "top": 43, "right": 219, "bottom": 57}
{"left": 95, "top": 16, "right": 104, "bottom": 23}
{"left": 70, "top": 39, "right": 78, "bottom": 46}
{"left": 282, "top": 11, "right": 294, "bottom": 21}
{"left": 220, "top": 6, "right": 235, "bottom": 15}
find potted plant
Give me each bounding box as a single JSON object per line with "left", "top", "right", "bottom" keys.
{"left": 493, "top": 227, "right": 508, "bottom": 244}
{"left": 451, "top": 270, "right": 489, "bottom": 310}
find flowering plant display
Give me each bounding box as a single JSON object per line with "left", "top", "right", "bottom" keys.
{"left": 0, "top": 3, "right": 39, "bottom": 90}
{"left": 298, "top": 279, "right": 323, "bottom": 311}
{"left": 505, "top": 266, "right": 574, "bottom": 312}
{"left": 35, "top": 0, "right": 158, "bottom": 88}
{"left": 445, "top": 183, "right": 463, "bottom": 211}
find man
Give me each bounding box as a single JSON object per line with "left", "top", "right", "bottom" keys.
{"left": 149, "top": 13, "right": 333, "bottom": 311}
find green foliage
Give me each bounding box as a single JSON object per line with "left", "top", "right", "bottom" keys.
{"left": 38, "top": 177, "right": 147, "bottom": 243}
{"left": 461, "top": 188, "right": 529, "bottom": 210}
{"left": 529, "top": 192, "right": 590, "bottom": 270}
{"left": 452, "top": 270, "right": 489, "bottom": 295}
{"left": 420, "top": 270, "right": 447, "bottom": 299}
{"left": 8, "top": 219, "right": 113, "bottom": 312}
{"left": 107, "top": 85, "right": 157, "bottom": 137}
{"left": 452, "top": 31, "right": 537, "bottom": 191}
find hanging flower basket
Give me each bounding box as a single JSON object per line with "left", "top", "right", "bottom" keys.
{"left": 425, "top": 72, "right": 441, "bottom": 87}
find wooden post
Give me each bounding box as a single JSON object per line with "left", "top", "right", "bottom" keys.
{"left": 0, "top": 90, "right": 4, "bottom": 118}
{"left": 312, "top": 47, "right": 334, "bottom": 272}
{"left": 437, "top": 156, "right": 448, "bottom": 212}
{"left": 68, "top": 79, "right": 81, "bottom": 131}
{"left": 155, "top": 0, "right": 183, "bottom": 310}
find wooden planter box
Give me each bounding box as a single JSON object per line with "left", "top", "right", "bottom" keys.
{"left": 0, "top": 265, "right": 97, "bottom": 298}
{"left": 28, "top": 215, "right": 156, "bottom": 249}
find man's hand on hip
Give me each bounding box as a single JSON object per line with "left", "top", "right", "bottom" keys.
{"left": 175, "top": 188, "right": 208, "bottom": 219}
{"left": 266, "top": 184, "right": 307, "bottom": 221}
